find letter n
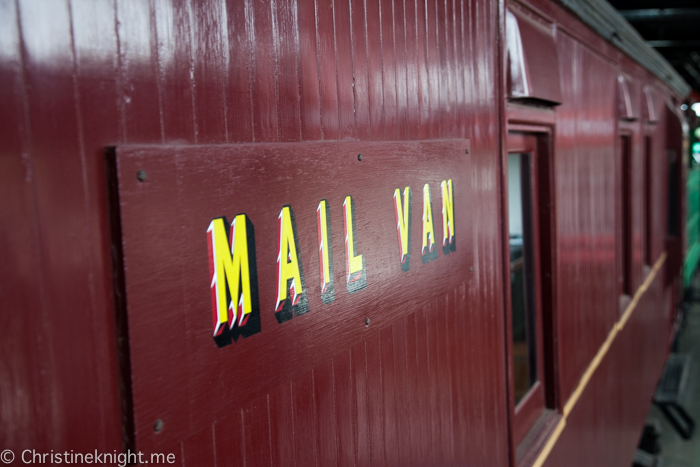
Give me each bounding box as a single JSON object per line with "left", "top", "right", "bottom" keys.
{"left": 441, "top": 179, "right": 456, "bottom": 254}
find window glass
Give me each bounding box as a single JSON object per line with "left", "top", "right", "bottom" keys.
{"left": 668, "top": 149, "right": 679, "bottom": 237}
{"left": 508, "top": 153, "right": 538, "bottom": 405}
{"left": 645, "top": 136, "right": 652, "bottom": 265}
{"left": 621, "top": 135, "right": 632, "bottom": 295}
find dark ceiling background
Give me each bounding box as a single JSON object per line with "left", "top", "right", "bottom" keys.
{"left": 607, "top": 0, "right": 700, "bottom": 93}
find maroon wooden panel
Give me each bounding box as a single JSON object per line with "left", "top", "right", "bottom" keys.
{"left": 1, "top": 0, "right": 682, "bottom": 465}
{"left": 153, "top": 0, "right": 196, "bottom": 143}
{"left": 292, "top": 371, "right": 319, "bottom": 467}
{"left": 424, "top": 300, "right": 444, "bottom": 463}
{"left": 0, "top": 0, "right": 51, "bottom": 450}
{"left": 554, "top": 31, "right": 619, "bottom": 401}
{"left": 316, "top": 0, "right": 340, "bottom": 140}
{"left": 275, "top": 0, "right": 303, "bottom": 142}
{"left": 364, "top": 0, "right": 384, "bottom": 139}
{"left": 415, "top": 0, "right": 430, "bottom": 139}
{"left": 182, "top": 425, "right": 215, "bottom": 467}
{"left": 314, "top": 360, "right": 338, "bottom": 466}
{"left": 349, "top": 0, "right": 371, "bottom": 140}
{"left": 544, "top": 284, "right": 670, "bottom": 467}
{"left": 225, "top": 0, "right": 255, "bottom": 143}
{"left": 364, "top": 332, "right": 386, "bottom": 467}
{"left": 426, "top": 0, "right": 440, "bottom": 138}
{"left": 11, "top": 0, "right": 121, "bottom": 454}
{"left": 350, "top": 342, "right": 371, "bottom": 466}
{"left": 379, "top": 326, "right": 400, "bottom": 465}
{"left": 380, "top": 0, "right": 398, "bottom": 139}
{"left": 394, "top": 0, "right": 409, "bottom": 140}
{"left": 334, "top": 0, "right": 356, "bottom": 140}
{"left": 296, "top": 0, "right": 322, "bottom": 141}
{"left": 392, "top": 318, "right": 411, "bottom": 466}
{"left": 332, "top": 350, "right": 354, "bottom": 467}
{"left": 252, "top": 0, "right": 279, "bottom": 143}
{"left": 116, "top": 0, "right": 162, "bottom": 143}
{"left": 405, "top": 313, "right": 425, "bottom": 464}
{"left": 114, "top": 139, "right": 470, "bottom": 451}
{"left": 404, "top": 0, "right": 421, "bottom": 139}
{"left": 70, "top": 0, "right": 130, "bottom": 451}
{"left": 242, "top": 395, "right": 272, "bottom": 467}
{"left": 268, "top": 383, "right": 294, "bottom": 467}
{"left": 213, "top": 410, "right": 244, "bottom": 467}
{"left": 0, "top": 0, "right": 502, "bottom": 463}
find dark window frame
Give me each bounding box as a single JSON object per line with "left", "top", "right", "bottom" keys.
{"left": 502, "top": 126, "right": 560, "bottom": 465}
{"left": 619, "top": 132, "right": 633, "bottom": 297}
{"left": 644, "top": 134, "right": 653, "bottom": 266}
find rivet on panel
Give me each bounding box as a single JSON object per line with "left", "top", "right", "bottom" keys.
{"left": 465, "top": 149, "right": 469, "bottom": 155}
{"left": 154, "top": 419, "right": 164, "bottom": 433}
{"left": 469, "top": 266, "right": 474, "bottom": 272}
{"left": 365, "top": 317, "right": 370, "bottom": 326}
{"left": 137, "top": 170, "right": 147, "bottom": 182}
{"left": 358, "top": 153, "right": 363, "bottom": 161}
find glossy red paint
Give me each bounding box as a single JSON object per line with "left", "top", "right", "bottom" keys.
{"left": 506, "top": 6, "right": 562, "bottom": 105}
{"left": 112, "top": 139, "right": 472, "bottom": 452}
{"left": 0, "top": 0, "right": 686, "bottom": 466}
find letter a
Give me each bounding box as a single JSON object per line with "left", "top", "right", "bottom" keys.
{"left": 421, "top": 184, "right": 438, "bottom": 263}
{"left": 275, "top": 205, "right": 309, "bottom": 323}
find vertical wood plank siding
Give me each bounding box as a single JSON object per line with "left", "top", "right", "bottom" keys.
{"left": 0, "top": 0, "right": 681, "bottom": 465}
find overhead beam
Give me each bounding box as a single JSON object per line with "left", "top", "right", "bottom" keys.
{"left": 620, "top": 8, "right": 700, "bottom": 22}
{"left": 648, "top": 40, "right": 700, "bottom": 48}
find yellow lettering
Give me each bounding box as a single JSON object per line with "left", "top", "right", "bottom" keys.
{"left": 441, "top": 179, "right": 456, "bottom": 254}
{"left": 421, "top": 184, "right": 437, "bottom": 263}
{"left": 207, "top": 215, "right": 260, "bottom": 347}
{"left": 343, "top": 196, "right": 367, "bottom": 293}
{"left": 317, "top": 199, "right": 335, "bottom": 304}
{"left": 393, "top": 187, "right": 412, "bottom": 271}
{"left": 275, "top": 205, "right": 308, "bottom": 323}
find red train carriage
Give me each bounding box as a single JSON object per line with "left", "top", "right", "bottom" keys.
{"left": 0, "top": 0, "right": 689, "bottom": 465}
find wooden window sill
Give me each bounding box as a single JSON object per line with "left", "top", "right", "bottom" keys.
{"left": 516, "top": 409, "right": 562, "bottom": 467}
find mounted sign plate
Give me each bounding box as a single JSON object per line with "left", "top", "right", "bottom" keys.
{"left": 112, "top": 139, "right": 470, "bottom": 452}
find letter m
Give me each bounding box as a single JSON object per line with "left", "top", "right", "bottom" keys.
{"left": 207, "top": 214, "right": 261, "bottom": 347}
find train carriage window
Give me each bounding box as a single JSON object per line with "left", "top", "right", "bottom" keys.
{"left": 508, "top": 152, "right": 539, "bottom": 405}
{"left": 505, "top": 132, "right": 553, "bottom": 450}
{"left": 668, "top": 148, "right": 679, "bottom": 237}
{"left": 644, "top": 136, "right": 653, "bottom": 265}
{"left": 620, "top": 134, "right": 633, "bottom": 296}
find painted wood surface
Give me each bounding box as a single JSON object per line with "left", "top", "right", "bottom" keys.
{"left": 0, "top": 0, "right": 684, "bottom": 465}
{"left": 113, "top": 140, "right": 473, "bottom": 453}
